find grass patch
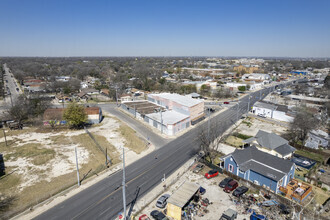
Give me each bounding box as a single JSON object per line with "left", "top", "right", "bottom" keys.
{"left": 71, "top": 133, "right": 121, "bottom": 166}
{"left": 314, "top": 187, "right": 330, "bottom": 205}
{"left": 0, "top": 128, "right": 32, "bottom": 139}
{"left": 233, "top": 132, "right": 253, "bottom": 140}
{"left": 0, "top": 168, "right": 21, "bottom": 193}
{"left": 117, "top": 124, "right": 147, "bottom": 154}
{"left": 295, "top": 150, "right": 324, "bottom": 163}
{"left": 5, "top": 143, "right": 55, "bottom": 163}
{"left": 49, "top": 135, "right": 72, "bottom": 145}
{"left": 242, "top": 120, "right": 252, "bottom": 127}
{"left": 225, "top": 136, "right": 243, "bottom": 147}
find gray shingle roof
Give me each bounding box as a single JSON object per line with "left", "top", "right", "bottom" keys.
{"left": 274, "top": 144, "right": 296, "bottom": 156}
{"left": 230, "top": 146, "right": 294, "bottom": 181}
{"left": 255, "top": 130, "right": 288, "bottom": 150}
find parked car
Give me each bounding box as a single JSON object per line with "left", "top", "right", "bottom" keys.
{"left": 257, "top": 113, "right": 266, "bottom": 118}
{"left": 150, "top": 210, "right": 168, "bottom": 220}
{"left": 199, "top": 186, "right": 206, "bottom": 195}
{"left": 139, "top": 214, "right": 151, "bottom": 220}
{"left": 224, "top": 180, "right": 238, "bottom": 193}
{"left": 219, "top": 208, "right": 237, "bottom": 220}
{"left": 193, "top": 164, "right": 204, "bottom": 173}
{"left": 156, "top": 194, "right": 170, "bottom": 208}
{"left": 224, "top": 101, "right": 230, "bottom": 104}
{"left": 232, "top": 186, "right": 249, "bottom": 197}
{"left": 204, "top": 169, "right": 219, "bottom": 179}
{"left": 219, "top": 177, "right": 233, "bottom": 188}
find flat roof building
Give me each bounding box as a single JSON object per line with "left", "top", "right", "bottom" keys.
{"left": 148, "top": 93, "right": 205, "bottom": 123}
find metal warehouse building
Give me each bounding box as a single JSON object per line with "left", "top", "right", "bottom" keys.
{"left": 148, "top": 93, "right": 205, "bottom": 124}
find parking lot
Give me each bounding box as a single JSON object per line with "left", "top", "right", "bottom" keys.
{"left": 137, "top": 166, "right": 251, "bottom": 220}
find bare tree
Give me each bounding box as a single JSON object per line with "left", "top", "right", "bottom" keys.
{"left": 199, "top": 121, "right": 226, "bottom": 164}
{"left": 287, "top": 107, "right": 320, "bottom": 144}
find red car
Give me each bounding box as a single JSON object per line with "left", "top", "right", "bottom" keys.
{"left": 224, "top": 180, "right": 238, "bottom": 193}
{"left": 224, "top": 101, "right": 230, "bottom": 104}
{"left": 139, "top": 214, "right": 150, "bottom": 220}
{"left": 204, "top": 169, "right": 219, "bottom": 179}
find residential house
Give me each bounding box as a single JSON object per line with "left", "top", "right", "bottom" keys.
{"left": 120, "top": 94, "right": 133, "bottom": 103}
{"left": 222, "top": 146, "right": 295, "bottom": 193}
{"left": 76, "top": 92, "right": 89, "bottom": 102}
{"left": 252, "top": 101, "right": 294, "bottom": 122}
{"left": 305, "top": 129, "right": 329, "bottom": 149}
{"left": 243, "top": 130, "right": 296, "bottom": 159}
{"left": 82, "top": 88, "right": 99, "bottom": 95}
{"left": 55, "top": 76, "right": 71, "bottom": 82}
{"left": 43, "top": 107, "right": 103, "bottom": 125}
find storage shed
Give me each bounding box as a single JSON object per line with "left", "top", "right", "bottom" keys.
{"left": 167, "top": 182, "right": 200, "bottom": 220}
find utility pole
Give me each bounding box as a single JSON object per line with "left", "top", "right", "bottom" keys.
{"left": 75, "top": 147, "right": 80, "bottom": 186}
{"left": 115, "top": 87, "right": 118, "bottom": 107}
{"left": 160, "top": 109, "right": 163, "bottom": 134}
{"left": 122, "top": 147, "right": 127, "bottom": 220}
{"left": 207, "top": 107, "right": 210, "bottom": 139}
{"left": 3, "top": 129, "right": 7, "bottom": 147}
{"left": 134, "top": 104, "right": 136, "bottom": 118}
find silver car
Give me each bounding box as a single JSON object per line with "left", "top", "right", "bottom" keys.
{"left": 156, "top": 194, "right": 170, "bottom": 208}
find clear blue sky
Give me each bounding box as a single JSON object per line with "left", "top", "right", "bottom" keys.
{"left": 1, "top": 0, "right": 330, "bottom": 57}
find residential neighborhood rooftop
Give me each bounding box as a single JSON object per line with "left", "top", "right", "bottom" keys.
{"left": 228, "top": 146, "right": 294, "bottom": 181}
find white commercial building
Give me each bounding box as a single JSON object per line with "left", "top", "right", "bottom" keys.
{"left": 252, "top": 101, "right": 294, "bottom": 122}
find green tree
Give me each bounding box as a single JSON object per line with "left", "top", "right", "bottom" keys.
{"left": 200, "top": 84, "right": 210, "bottom": 96}
{"left": 63, "top": 102, "right": 87, "bottom": 128}
{"left": 238, "top": 86, "right": 246, "bottom": 92}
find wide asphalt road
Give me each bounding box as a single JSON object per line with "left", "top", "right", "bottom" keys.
{"left": 34, "top": 81, "right": 297, "bottom": 220}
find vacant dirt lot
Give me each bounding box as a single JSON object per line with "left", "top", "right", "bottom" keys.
{"left": 235, "top": 116, "right": 288, "bottom": 137}
{"left": 0, "top": 114, "right": 149, "bottom": 219}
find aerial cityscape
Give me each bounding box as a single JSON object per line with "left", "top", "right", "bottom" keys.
{"left": 0, "top": 1, "right": 330, "bottom": 220}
